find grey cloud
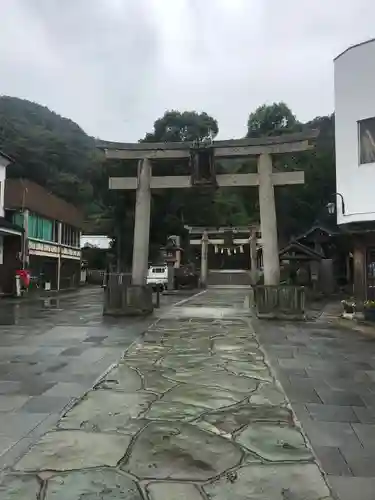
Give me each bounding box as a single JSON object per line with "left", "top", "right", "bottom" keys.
{"left": 1, "top": 0, "right": 375, "bottom": 141}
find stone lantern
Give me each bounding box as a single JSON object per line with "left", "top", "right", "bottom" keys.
{"left": 163, "top": 237, "right": 183, "bottom": 291}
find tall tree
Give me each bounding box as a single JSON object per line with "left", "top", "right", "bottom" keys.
{"left": 247, "top": 102, "right": 301, "bottom": 138}
{"left": 143, "top": 110, "right": 219, "bottom": 143}
{"left": 244, "top": 103, "right": 336, "bottom": 239}
{"left": 142, "top": 110, "right": 222, "bottom": 258}
{"left": 274, "top": 114, "right": 336, "bottom": 238}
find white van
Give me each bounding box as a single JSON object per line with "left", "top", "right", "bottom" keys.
{"left": 147, "top": 265, "right": 168, "bottom": 290}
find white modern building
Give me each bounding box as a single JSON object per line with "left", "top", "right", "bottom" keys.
{"left": 334, "top": 38, "right": 375, "bottom": 299}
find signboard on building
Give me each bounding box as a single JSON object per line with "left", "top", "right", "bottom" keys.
{"left": 28, "top": 240, "right": 81, "bottom": 260}
{"left": 61, "top": 246, "right": 81, "bottom": 260}
{"left": 28, "top": 240, "right": 59, "bottom": 258}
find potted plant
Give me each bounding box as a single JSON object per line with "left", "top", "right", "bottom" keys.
{"left": 341, "top": 298, "right": 356, "bottom": 319}
{"left": 364, "top": 300, "right": 375, "bottom": 321}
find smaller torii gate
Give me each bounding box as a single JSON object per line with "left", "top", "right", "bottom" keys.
{"left": 185, "top": 225, "right": 262, "bottom": 287}
{"left": 99, "top": 132, "right": 317, "bottom": 309}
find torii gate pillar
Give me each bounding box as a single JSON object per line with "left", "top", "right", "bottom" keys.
{"left": 258, "top": 153, "right": 280, "bottom": 285}
{"left": 132, "top": 159, "right": 152, "bottom": 286}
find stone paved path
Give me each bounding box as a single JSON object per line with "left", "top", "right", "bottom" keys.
{"left": 0, "top": 289, "right": 333, "bottom": 499}
{"left": 254, "top": 315, "right": 375, "bottom": 500}
{"left": 0, "top": 287, "right": 192, "bottom": 470}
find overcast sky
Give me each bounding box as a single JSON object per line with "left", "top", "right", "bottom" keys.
{"left": 1, "top": 0, "right": 374, "bottom": 142}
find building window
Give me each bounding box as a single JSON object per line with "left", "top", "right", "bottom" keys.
{"left": 52, "top": 221, "right": 59, "bottom": 242}
{"left": 61, "top": 223, "right": 79, "bottom": 247}
{"left": 28, "top": 213, "right": 53, "bottom": 241}
{"left": 359, "top": 118, "right": 375, "bottom": 164}
{"left": 13, "top": 212, "right": 24, "bottom": 228}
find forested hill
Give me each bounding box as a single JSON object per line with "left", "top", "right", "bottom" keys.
{"left": 0, "top": 96, "right": 99, "bottom": 209}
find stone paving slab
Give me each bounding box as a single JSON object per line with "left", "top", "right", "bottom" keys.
{"left": 204, "top": 463, "right": 333, "bottom": 500}
{"left": 0, "top": 470, "right": 143, "bottom": 500}
{"left": 0, "top": 289, "right": 333, "bottom": 499}
{"left": 58, "top": 390, "right": 155, "bottom": 432}
{"left": 147, "top": 482, "right": 204, "bottom": 499}
{"left": 14, "top": 430, "right": 131, "bottom": 471}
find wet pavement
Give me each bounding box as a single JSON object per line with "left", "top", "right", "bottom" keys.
{"left": 0, "top": 287, "right": 193, "bottom": 470}
{"left": 255, "top": 315, "right": 375, "bottom": 500}
{"left": 0, "top": 289, "right": 333, "bottom": 499}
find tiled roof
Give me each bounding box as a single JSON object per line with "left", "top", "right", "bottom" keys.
{"left": 5, "top": 179, "right": 83, "bottom": 228}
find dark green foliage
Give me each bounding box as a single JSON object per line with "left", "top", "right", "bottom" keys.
{"left": 246, "top": 103, "right": 336, "bottom": 239}
{"left": 0, "top": 96, "right": 97, "bottom": 207}
{"left": 143, "top": 110, "right": 219, "bottom": 143}
{"left": 247, "top": 102, "right": 301, "bottom": 138}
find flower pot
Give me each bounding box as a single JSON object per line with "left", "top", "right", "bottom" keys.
{"left": 364, "top": 309, "right": 375, "bottom": 322}
{"left": 342, "top": 312, "right": 355, "bottom": 320}
{"left": 343, "top": 306, "right": 355, "bottom": 314}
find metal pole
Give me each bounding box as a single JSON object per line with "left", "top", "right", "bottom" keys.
{"left": 200, "top": 230, "right": 209, "bottom": 288}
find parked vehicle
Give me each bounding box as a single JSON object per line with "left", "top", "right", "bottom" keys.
{"left": 147, "top": 265, "right": 168, "bottom": 291}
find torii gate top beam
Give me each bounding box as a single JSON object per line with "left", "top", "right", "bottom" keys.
{"left": 97, "top": 130, "right": 318, "bottom": 161}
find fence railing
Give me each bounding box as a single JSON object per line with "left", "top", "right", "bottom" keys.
{"left": 251, "top": 285, "right": 305, "bottom": 320}
{"left": 86, "top": 269, "right": 132, "bottom": 286}
{"left": 103, "top": 273, "right": 155, "bottom": 316}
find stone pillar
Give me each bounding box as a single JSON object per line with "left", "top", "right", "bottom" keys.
{"left": 249, "top": 226, "right": 258, "bottom": 285}
{"left": 258, "top": 153, "right": 280, "bottom": 285}
{"left": 167, "top": 263, "right": 175, "bottom": 291}
{"left": 132, "top": 158, "right": 152, "bottom": 286}
{"left": 200, "top": 230, "right": 209, "bottom": 288}
{"left": 175, "top": 236, "right": 181, "bottom": 269}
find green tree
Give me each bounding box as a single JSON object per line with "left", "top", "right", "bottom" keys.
{"left": 274, "top": 114, "right": 336, "bottom": 238}
{"left": 247, "top": 102, "right": 301, "bottom": 138}
{"left": 142, "top": 111, "right": 220, "bottom": 258}
{"left": 244, "top": 103, "right": 335, "bottom": 239}
{"left": 143, "top": 110, "right": 219, "bottom": 143}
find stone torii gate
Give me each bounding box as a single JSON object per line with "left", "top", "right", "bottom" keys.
{"left": 99, "top": 132, "right": 317, "bottom": 301}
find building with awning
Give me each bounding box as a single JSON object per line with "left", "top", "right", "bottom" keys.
{"left": 5, "top": 178, "right": 83, "bottom": 291}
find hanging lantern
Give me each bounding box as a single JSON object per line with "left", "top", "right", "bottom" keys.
{"left": 227, "top": 248, "right": 231, "bottom": 256}
{"left": 240, "top": 245, "right": 244, "bottom": 254}
{"left": 214, "top": 245, "right": 218, "bottom": 254}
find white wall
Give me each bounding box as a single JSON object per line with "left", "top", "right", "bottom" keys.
{"left": 335, "top": 39, "right": 375, "bottom": 225}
